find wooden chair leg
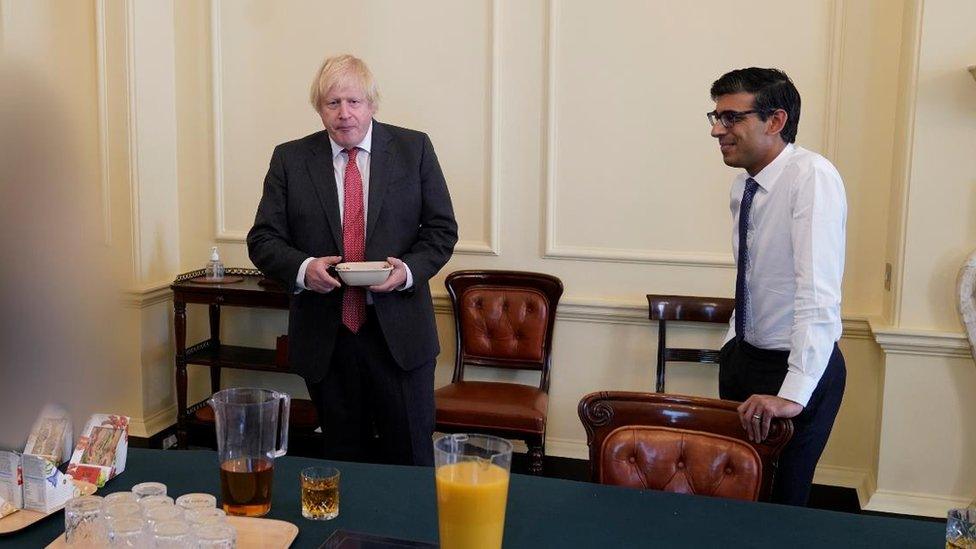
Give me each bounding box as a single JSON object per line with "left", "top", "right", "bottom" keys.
{"left": 528, "top": 437, "right": 545, "bottom": 475}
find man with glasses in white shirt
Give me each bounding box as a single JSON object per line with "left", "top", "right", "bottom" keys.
{"left": 708, "top": 68, "right": 847, "bottom": 506}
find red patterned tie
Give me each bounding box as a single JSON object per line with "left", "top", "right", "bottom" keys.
{"left": 341, "top": 148, "right": 366, "bottom": 333}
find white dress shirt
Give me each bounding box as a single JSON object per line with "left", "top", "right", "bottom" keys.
{"left": 295, "top": 122, "right": 414, "bottom": 293}
{"left": 723, "top": 143, "right": 847, "bottom": 407}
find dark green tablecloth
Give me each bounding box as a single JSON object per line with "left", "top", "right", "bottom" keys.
{"left": 2, "top": 448, "right": 943, "bottom": 547}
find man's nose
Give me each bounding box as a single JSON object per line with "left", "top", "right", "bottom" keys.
{"left": 710, "top": 120, "right": 726, "bottom": 138}
{"left": 338, "top": 102, "right": 350, "bottom": 118}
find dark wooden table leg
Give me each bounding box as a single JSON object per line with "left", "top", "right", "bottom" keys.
{"left": 174, "top": 298, "right": 188, "bottom": 449}
{"left": 209, "top": 303, "right": 221, "bottom": 394}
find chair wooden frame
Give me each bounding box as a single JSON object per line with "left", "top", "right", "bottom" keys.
{"left": 578, "top": 391, "right": 793, "bottom": 501}
{"left": 646, "top": 295, "right": 735, "bottom": 392}
{"left": 435, "top": 270, "right": 563, "bottom": 474}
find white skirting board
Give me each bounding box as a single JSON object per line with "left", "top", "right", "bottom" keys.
{"left": 812, "top": 465, "right": 875, "bottom": 510}
{"left": 128, "top": 405, "right": 177, "bottom": 439}
{"left": 865, "top": 489, "right": 971, "bottom": 519}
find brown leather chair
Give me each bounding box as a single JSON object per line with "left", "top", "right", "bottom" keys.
{"left": 578, "top": 391, "right": 793, "bottom": 502}
{"left": 646, "top": 295, "right": 734, "bottom": 393}
{"left": 435, "top": 270, "right": 563, "bottom": 475}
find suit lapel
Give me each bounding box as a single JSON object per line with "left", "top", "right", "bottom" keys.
{"left": 366, "top": 121, "right": 398, "bottom": 246}
{"left": 305, "top": 132, "right": 344, "bottom": 255}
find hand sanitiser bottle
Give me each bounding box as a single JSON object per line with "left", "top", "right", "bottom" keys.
{"left": 206, "top": 246, "right": 225, "bottom": 279}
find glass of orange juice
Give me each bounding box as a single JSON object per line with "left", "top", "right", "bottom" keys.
{"left": 434, "top": 434, "right": 513, "bottom": 549}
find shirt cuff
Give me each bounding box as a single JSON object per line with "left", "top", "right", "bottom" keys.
{"left": 398, "top": 262, "right": 414, "bottom": 291}
{"left": 777, "top": 371, "right": 817, "bottom": 408}
{"left": 295, "top": 257, "right": 314, "bottom": 294}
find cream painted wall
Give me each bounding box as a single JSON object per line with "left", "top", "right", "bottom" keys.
{"left": 866, "top": 0, "right": 976, "bottom": 517}
{"left": 179, "top": 0, "right": 897, "bottom": 491}
{"left": 896, "top": 0, "right": 976, "bottom": 331}
{"left": 876, "top": 353, "right": 976, "bottom": 509}
{"left": 0, "top": 0, "right": 140, "bottom": 444}
{"left": 8, "top": 0, "right": 976, "bottom": 519}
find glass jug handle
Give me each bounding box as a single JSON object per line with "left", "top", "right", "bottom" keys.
{"left": 275, "top": 392, "right": 290, "bottom": 458}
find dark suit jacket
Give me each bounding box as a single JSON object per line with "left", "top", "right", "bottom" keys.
{"left": 247, "top": 121, "right": 458, "bottom": 383}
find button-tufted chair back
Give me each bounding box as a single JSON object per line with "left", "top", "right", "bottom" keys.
{"left": 447, "top": 271, "right": 562, "bottom": 389}
{"left": 434, "top": 270, "right": 563, "bottom": 475}
{"left": 459, "top": 287, "right": 548, "bottom": 365}
{"left": 578, "top": 391, "right": 793, "bottom": 502}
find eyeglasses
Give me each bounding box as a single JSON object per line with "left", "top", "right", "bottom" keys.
{"left": 706, "top": 109, "right": 769, "bottom": 129}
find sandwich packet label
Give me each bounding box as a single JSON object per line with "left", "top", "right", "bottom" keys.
{"left": 22, "top": 454, "right": 77, "bottom": 514}
{"left": 0, "top": 451, "right": 23, "bottom": 512}
{"left": 19, "top": 405, "right": 76, "bottom": 514}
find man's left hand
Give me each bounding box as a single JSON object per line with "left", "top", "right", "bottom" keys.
{"left": 737, "top": 395, "right": 803, "bottom": 443}
{"left": 368, "top": 257, "right": 408, "bottom": 293}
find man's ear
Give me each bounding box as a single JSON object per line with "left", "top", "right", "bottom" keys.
{"left": 766, "top": 109, "right": 788, "bottom": 137}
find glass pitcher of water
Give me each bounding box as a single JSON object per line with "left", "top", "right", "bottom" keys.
{"left": 208, "top": 388, "right": 290, "bottom": 517}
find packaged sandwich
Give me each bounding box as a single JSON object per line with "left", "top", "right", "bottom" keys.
{"left": 20, "top": 405, "right": 78, "bottom": 514}
{"left": 23, "top": 405, "right": 72, "bottom": 465}
{"left": 0, "top": 494, "right": 16, "bottom": 519}
{"left": 66, "top": 414, "right": 129, "bottom": 487}
{"left": 0, "top": 451, "right": 23, "bottom": 512}
{"left": 22, "top": 454, "right": 77, "bottom": 514}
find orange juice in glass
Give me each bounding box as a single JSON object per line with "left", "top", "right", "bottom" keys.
{"left": 434, "top": 434, "right": 513, "bottom": 549}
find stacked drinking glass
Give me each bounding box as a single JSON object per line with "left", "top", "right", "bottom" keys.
{"left": 64, "top": 481, "right": 236, "bottom": 547}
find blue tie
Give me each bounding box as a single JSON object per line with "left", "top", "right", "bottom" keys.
{"left": 735, "top": 178, "right": 760, "bottom": 341}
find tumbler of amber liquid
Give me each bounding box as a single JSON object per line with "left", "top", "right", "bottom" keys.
{"left": 300, "top": 466, "right": 339, "bottom": 520}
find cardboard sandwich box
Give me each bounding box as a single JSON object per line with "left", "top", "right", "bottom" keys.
{"left": 66, "top": 414, "right": 129, "bottom": 488}
{"left": 0, "top": 451, "right": 23, "bottom": 517}
{"left": 20, "top": 406, "right": 74, "bottom": 514}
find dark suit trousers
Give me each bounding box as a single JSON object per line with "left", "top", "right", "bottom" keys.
{"left": 306, "top": 308, "right": 435, "bottom": 467}
{"left": 719, "top": 339, "right": 846, "bottom": 506}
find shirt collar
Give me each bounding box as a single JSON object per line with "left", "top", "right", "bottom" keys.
{"left": 328, "top": 121, "right": 373, "bottom": 159}
{"left": 745, "top": 143, "right": 795, "bottom": 192}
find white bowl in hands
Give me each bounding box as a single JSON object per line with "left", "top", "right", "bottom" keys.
{"left": 335, "top": 261, "right": 393, "bottom": 287}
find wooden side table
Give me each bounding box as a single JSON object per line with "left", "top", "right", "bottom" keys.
{"left": 171, "top": 269, "right": 289, "bottom": 448}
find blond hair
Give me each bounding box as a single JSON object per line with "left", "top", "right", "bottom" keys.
{"left": 309, "top": 54, "right": 380, "bottom": 111}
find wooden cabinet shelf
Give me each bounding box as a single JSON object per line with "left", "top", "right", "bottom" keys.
{"left": 185, "top": 340, "right": 283, "bottom": 373}
{"left": 171, "top": 269, "right": 293, "bottom": 449}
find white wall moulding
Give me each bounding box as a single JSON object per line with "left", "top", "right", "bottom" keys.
{"left": 545, "top": 437, "right": 589, "bottom": 461}
{"left": 123, "top": 0, "right": 141, "bottom": 279}
{"left": 866, "top": 489, "right": 971, "bottom": 519}
{"left": 121, "top": 282, "right": 173, "bottom": 309}
{"left": 541, "top": 0, "right": 844, "bottom": 268}
{"left": 871, "top": 322, "right": 971, "bottom": 358}
{"left": 543, "top": 245, "right": 735, "bottom": 269}
{"left": 128, "top": 404, "right": 177, "bottom": 439}
{"left": 435, "top": 294, "right": 649, "bottom": 326}
{"left": 124, "top": 0, "right": 181, "bottom": 284}
{"left": 96, "top": 0, "right": 111, "bottom": 246}
{"left": 886, "top": 0, "right": 925, "bottom": 327}
{"left": 434, "top": 292, "right": 871, "bottom": 338}
{"left": 841, "top": 317, "right": 873, "bottom": 340}
{"left": 821, "top": 0, "right": 846, "bottom": 162}
{"left": 813, "top": 465, "right": 876, "bottom": 509}
{"left": 211, "top": 0, "right": 500, "bottom": 257}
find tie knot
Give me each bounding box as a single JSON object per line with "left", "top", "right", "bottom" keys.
{"left": 745, "top": 177, "right": 759, "bottom": 193}
{"left": 345, "top": 147, "right": 358, "bottom": 161}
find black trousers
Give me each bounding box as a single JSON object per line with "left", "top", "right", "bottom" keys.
{"left": 305, "top": 308, "right": 435, "bottom": 467}
{"left": 719, "top": 339, "right": 846, "bottom": 506}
